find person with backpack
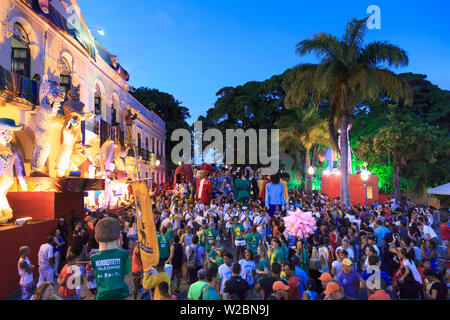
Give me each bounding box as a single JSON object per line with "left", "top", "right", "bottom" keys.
{"left": 186, "top": 235, "right": 205, "bottom": 285}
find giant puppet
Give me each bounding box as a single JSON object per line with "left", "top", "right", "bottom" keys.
{"left": 0, "top": 118, "right": 27, "bottom": 223}
{"left": 195, "top": 163, "right": 213, "bottom": 204}
{"left": 56, "top": 85, "right": 93, "bottom": 177}
{"left": 173, "top": 163, "right": 194, "bottom": 203}
{"left": 123, "top": 105, "right": 139, "bottom": 147}
{"left": 30, "top": 77, "right": 65, "bottom": 176}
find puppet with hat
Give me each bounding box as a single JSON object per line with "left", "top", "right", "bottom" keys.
{"left": 195, "top": 163, "right": 213, "bottom": 205}
{"left": 90, "top": 217, "right": 131, "bottom": 300}
{"left": 0, "top": 118, "right": 27, "bottom": 223}
{"left": 56, "top": 85, "right": 93, "bottom": 177}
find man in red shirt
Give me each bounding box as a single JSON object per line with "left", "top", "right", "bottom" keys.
{"left": 57, "top": 254, "right": 81, "bottom": 300}
{"left": 368, "top": 278, "right": 392, "bottom": 300}
{"left": 440, "top": 217, "right": 450, "bottom": 241}
{"left": 283, "top": 263, "right": 301, "bottom": 300}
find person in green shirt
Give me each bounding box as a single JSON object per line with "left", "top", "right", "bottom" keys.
{"left": 231, "top": 216, "right": 246, "bottom": 262}
{"left": 208, "top": 242, "right": 224, "bottom": 269}
{"left": 166, "top": 222, "right": 174, "bottom": 240}
{"left": 244, "top": 226, "right": 262, "bottom": 257}
{"left": 279, "top": 235, "right": 289, "bottom": 263}
{"left": 256, "top": 245, "right": 270, "bottom": 284}
{"left": 202, "top": 223, "right": 219, "bottom": 253}
{"left": 197, "top": 221, "right": 207, "bottom": 248}
{"left": 91, "top": 217, "right": 132, "bottom": 300}
{"left": 158, "top": 226, "right": 171, "bottom": 260}
{"left": 187, "top": 269, "right": 207, "bottom": 300}
{"left": 201, "top": 267, "right": 221, "bottom": 300}
{"left": 268, "top": 238, "right": 284, "bottom": 266}
{"left": 233, "top": 168, "right": 252, "bottom": 207}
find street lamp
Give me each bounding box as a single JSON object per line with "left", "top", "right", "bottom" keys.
{"left": 306, "top": 166, "right": 315, "bottom": 195}
{"left": 361, "top": 170, "right": 370, "bottom": 208}
{"left": 89, "top": 28, "right": 105, "bottom": 36}
{"left": 155, "top": 160, "right": 160, "bottom": 167}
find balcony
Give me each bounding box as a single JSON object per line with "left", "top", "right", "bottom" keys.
{"left": 0, "top": 64, "right": 39, "bottom": 108}
{"left": 139, "top": 148, "right": 150, "bottom": 162}
{"left": 91, "top": 117, "right": 125, "bottom": 147}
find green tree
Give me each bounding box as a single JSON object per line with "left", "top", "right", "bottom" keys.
{"left": 284, "top": 17, "right": 411, "bottom": 206}
{"left": 358, "top": 111, "right": 442, "bottom": 201}
{"left": 199, "top": 75, "right": 285, "bottom": 166}
{"left": 130, "top": 87, "right": 191, "bottom": 172}
{"left": 276, "top": 104, "right": 331, "bottom": 193}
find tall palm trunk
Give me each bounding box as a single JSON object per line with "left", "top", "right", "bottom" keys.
{"left": 339, "top": 113, "right": 351, "bottom": 207}
{"left": 305, "top": 147, "right": 311, "bottom": 194}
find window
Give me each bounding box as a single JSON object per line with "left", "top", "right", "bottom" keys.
{"left": 145, "top": 137, "right": 149, "bottom": 150}
{"left": 111, "top": 107, "right": 117, "bottom": 124}
{"left": 152, "top": 137, "right": 155, "bottom": 153}
{"left": 11, "top": 23, "right": 30, "bottom": 78}
{"left": 94, "top": 85, "right": 102, "bottom": 116}
{"left": 137, "top": 133, "right": 142, "bottom": 152}
{"left": 59, "top": 57, "right": 71, "bottom": 92}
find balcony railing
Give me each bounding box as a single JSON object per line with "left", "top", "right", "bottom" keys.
{"left": 91, "top": 118, "right": 125, "bottom": 147}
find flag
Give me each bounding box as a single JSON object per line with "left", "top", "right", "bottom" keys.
{"left": 132, "top": 182, "right": 159, "bottom": 270}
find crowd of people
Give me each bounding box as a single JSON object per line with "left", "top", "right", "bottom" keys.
{"left": 17, "top": 165, "right": 450, "bottom": 300}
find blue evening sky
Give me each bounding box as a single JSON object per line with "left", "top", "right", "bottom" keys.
{"left": 78, "top": 0, "right": 450, "bottom": 124}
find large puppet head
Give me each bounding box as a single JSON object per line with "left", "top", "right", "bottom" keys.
{"left": 0, "top": 118, "right": 23, "bottom": 145}
{"left": 200, "top": 163, "right": 212, "bottom": 179}
{"left": 95, "top": 217, "right": 121, "bottom": 250}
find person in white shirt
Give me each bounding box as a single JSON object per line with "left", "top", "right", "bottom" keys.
{"left": 218, "top": 251, "right": 234, "bottom": 298}
{"left": 419, "top": 223, "right": 438, "bottom": 240}
{"left": 335, "top": 238, "right": 355, "bottom": 261}
{"left": 37, "top": 236, "right": 55, "bottom": 286}
{"left": 224, "top": 208, "right": 235, "bottom": 238}
{"left": 195, "top": 212, "right": 207, "bottom": 229}
{"left": 18, "top": 246, "right": 35, "bottom": 300}
{"left": 331, "top": 249, "right": 346, "bottom": 277}
{"left": 253, "top": 211, "right": 268, "bottom": 242}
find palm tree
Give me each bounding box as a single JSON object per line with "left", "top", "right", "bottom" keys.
{"left": 277, "top": 105, "right": 331, "bottom": 194}
{"left": 284, "top": 17, "right": 411, "bottom": 206}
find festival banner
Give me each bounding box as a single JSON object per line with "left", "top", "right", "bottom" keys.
{"left": 132, "top": 182, "right": 159, "bottom": 270}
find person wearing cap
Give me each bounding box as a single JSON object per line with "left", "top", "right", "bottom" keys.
{"left": 187, "top": 269, "right": 208, "bottom": 300}
{"left": 324, "top": 281, "right": 349, "bottom": 300}
{"left": 268, "top": 281, "right": 289, "bottom": 300}
{"left": 317, "top": 272, "right": 333, "bottom": 299}
{"left": 336, "top": 258, "right": 365, "bottom": 299}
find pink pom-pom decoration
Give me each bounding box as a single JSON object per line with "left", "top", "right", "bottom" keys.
{"left": 283, "top": 208, "right": 317, "bottom": 239}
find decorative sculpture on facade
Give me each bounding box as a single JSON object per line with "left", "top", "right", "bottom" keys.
{"left": 56, "top": 85, "right": 93, "bottom": 177}
{"left": 123, "top": 105, "right": 139, "bottom": 147}
{"left": 0, "top": 118, "right": 27, "bottom": 223}
{"left": 30, "top": 77, "right": 65, "bottom": 177}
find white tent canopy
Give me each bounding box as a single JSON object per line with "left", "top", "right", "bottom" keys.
{"left": 427, "top": 183, "right": 450, "bottom": 196}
